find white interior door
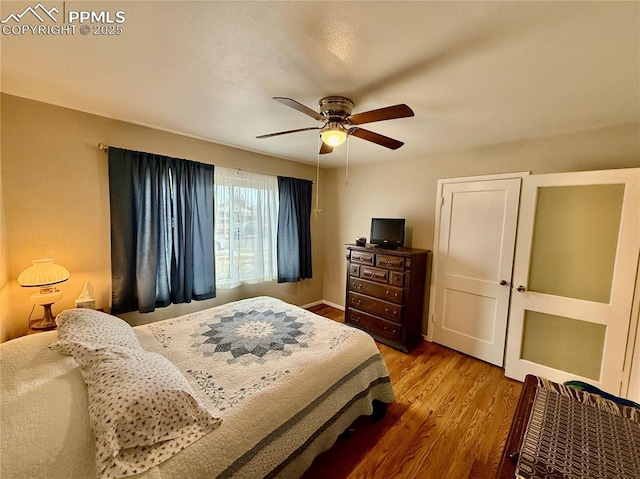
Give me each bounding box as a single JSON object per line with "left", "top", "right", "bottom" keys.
{"left": 431, "top": 177, "right": 522, "bottom": 366}
{"left": 505, "top": 168, "right": 640, "bottom": 395}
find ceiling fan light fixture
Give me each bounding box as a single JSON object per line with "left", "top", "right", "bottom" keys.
{"left": 258, "top": 96, "right": 413, "bottom": 152}
{"left": 320, "top": 123, "right": 348, "bottom": 147}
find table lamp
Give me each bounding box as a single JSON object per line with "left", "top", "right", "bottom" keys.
{"left": 18, "top": 258, "right": 70, "bottom": 330}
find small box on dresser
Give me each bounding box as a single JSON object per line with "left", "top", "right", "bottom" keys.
{"left": 345, "top": 244, "right": 429, "bottom": 352}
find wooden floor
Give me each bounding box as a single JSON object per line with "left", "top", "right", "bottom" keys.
{"left": 303, "top": 304, "right": 523, "bottom": 479}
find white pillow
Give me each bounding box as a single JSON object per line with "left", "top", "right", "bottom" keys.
{"left": 52, "top": 309, "right": 141, "bottom": 354}
{"left": 63, "top": 342, "right": 222, "bottom": 479}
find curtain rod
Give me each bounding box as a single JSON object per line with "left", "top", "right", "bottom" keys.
{"left": 97, "top": 143, "right": 315, "bottom": 184}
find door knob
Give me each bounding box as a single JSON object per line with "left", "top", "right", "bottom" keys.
{"left": 516, "top": 285, "right": 526, "bottom": 292}
{"left": 499, "top": 280, "right": 508, "bottom": 286}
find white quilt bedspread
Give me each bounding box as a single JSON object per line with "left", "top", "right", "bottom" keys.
{"left": 0, "top": 328, "right": 96, "bottom": 478}
{"left": 1, "top": 297, "right": 394, "bottom": 479}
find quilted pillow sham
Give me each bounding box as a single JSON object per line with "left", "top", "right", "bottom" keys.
{"left": 64, "top": 342, "right": 222, "bottom": 479}
{"left": 51, "top": 308, "right": 141, "bottom": 354}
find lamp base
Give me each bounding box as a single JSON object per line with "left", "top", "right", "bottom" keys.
{"left": 30, "top": 303, "right": 57, "bottom": 330}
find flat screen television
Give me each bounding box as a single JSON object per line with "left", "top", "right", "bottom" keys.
{"left": 370, "top": 218, "right": 405, "bottom": 248}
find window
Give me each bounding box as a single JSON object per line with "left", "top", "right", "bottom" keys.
{"left": 109, "top": 147, "right": 311, "bottom": 314}
{"left": 214, "top": 167, "right": 279, "bottom": 289}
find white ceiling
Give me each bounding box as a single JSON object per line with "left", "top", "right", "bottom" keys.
{"left": 2, "top": 1, "right": 639, "bottom": 167}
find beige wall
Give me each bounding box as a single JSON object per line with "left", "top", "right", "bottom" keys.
{"left": 1, "top": 94, "right": 325, "bottom": 341}
{"left": 322, "top": 123, "right": 640, "bottom": 329}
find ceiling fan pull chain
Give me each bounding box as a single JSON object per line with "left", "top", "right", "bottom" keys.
{"left": 345, "top": 135, "right": 350, "bottom": 185}
{"left": 313, "top": 135, "right": 322, "bottom": 219}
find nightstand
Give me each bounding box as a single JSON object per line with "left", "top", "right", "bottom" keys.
{"left": 26, "top": 308, "right": 104, "bottom": 335}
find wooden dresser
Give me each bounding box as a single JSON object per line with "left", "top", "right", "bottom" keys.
{"left": 345, "top": 244, "right": 429, "bottom": 352}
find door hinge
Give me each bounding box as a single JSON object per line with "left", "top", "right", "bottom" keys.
{"left": 440, "top": 196, "right": 445, "bottom": 207}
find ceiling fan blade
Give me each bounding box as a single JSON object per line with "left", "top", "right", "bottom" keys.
{"left": 347, "top": 104, "right": 414, "bottom": 125}
{"left": 273, "top": 97, "right": 325, "bottom": 122}
{"left": 349, "top": 128, "right": 404, "bottom": 150}
{"left": 256, "top": 127, "right": 320, "bottom": 139}
{"left": 319, "top": 142, "right": 333, "bottom": 155}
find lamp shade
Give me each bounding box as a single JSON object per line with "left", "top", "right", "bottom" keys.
{"left": 320, "top": 123, "right": 348, "bottom": 147}
{"left": 18, "top": 258, "right": 70, "bottom": 287}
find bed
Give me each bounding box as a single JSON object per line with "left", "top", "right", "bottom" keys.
{"left": 497, "top": 374, "right": 640, "bottom": 479}
{"left": 1, "top": 296, "right": 394, "bottom": 479}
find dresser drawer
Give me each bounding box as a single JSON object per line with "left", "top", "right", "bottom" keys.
{"left": 350, "top": 250, "right": 374, "bottom": 265}
{"left": 348, "top": 292, "right": 402, "bottom": 323}
{"left": 389, "top": 271, "right": 404, "bottom": 287}
{"left": 349, "top": 278, "right": 403, "bottom": 305}
{"left": 349, "top": 263, "right": 361, "bottom": 277}
{"left": 376, "top": 254, "right": 405, "bottom": 271}
{"left": 360, "top": 266, "right": 389, "bottom": 283}
{"left": 347, "top": 309, "right": 401, "bottom": 342}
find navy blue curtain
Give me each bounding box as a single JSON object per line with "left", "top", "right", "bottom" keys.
{"left": 277, "top": 176, "right": 312, "bottom": 282}
{"left": 170, "top": 159, "right": 216, "bottom": 303}
{"left": 108, "top": 147, "right": 215, "bottom": 314}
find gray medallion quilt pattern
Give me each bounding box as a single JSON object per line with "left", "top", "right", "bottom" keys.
{"left": 190, "top": 308, "right": 315, "bottom": 364}
{"left": 132, "top": 296, "right": 395, "bottom": 479}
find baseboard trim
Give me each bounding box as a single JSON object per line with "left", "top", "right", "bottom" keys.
{"left": 302, "top": 299, "right": 345, "bottom": 311}
{"left": 321, "top": 300, "right": 344, "bottom": 311}
{"left": 302, "top": 300, "right": 324, "bottom": 308}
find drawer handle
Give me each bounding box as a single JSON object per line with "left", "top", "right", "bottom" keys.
{"left": 352, "top": 299, "right": 361, "bottom": 305}
{"left": 383, "top": 326, "right": 397, "bottom": 334}
{"left": 386, "top": 260, "right": 392, "bottom": 265}
{"left": 352, "top": 317, "right": 360, "bottom": 323}
{"left": 352, "top": 283, "right": 362, "bottom": 289}
{"left": 384, "top": 308, "right": 397, "bottom": 315}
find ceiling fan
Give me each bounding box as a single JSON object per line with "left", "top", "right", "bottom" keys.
{"left": 256, "top": 96, "right": 414, "bottom": 154}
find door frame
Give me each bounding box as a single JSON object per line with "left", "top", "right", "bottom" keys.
{"left": 428, "top": 171, "right": 530, "bottom": 343}
{"left": 624, "top": 254, "right": 640, "bottom": 401}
